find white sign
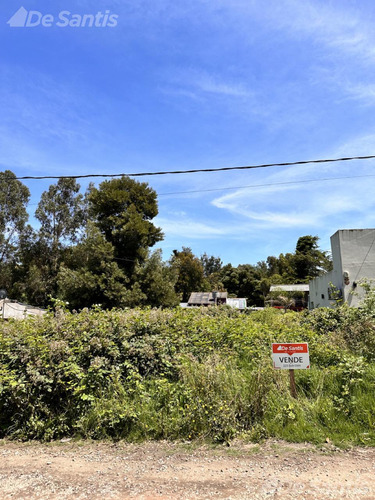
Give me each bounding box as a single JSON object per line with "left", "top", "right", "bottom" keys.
{"left": 272, "top": 343, "right": 310, "bottom": 369}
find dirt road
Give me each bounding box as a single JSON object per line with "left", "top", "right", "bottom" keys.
{"left": 0, "top": 440, "right": 374, "bottom": 499}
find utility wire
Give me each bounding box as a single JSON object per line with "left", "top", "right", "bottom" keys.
{"left": 6, "top": 154, "right": 375, "bottom": 180}
{"left": 157, "top": 173, "right": 375, "bottom": 197}
{"left": 25, "top": 172, "right": 375, "bottom": 207}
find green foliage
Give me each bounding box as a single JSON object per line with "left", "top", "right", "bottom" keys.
{"left": 200, "top": 253, "right": 222, "bottom": 277}
{"left": 57, "top": 223, "right": 130, "bottom": 309}
{"left": 0, "top": 171, "right": 30, "bottom": 294}
{"left": 58, "top": 229, "right": 179, "bottom": 310}
{"left": 0, "top": 170, "right": 30, "bottom": 265}
{"left": 88, "top": 176, "right": 163, "bottom": 275}
{"left": 0, "top": 172, "right": 333, "bottom": 313}
{"left": 294, "top": 235, "right": 332, "bottom": 281}
{"left": 221, "top": 264, "right": 262, "bottom": 303}
{"left": 35, "top": 178, "right": 85, "bottom": 247}
{"left": 34, "top": 178, "right": 86, "bottom": 297}
{"left": 1, "top": 172, "right": 172, "bottom": 309}
{"left": 1, "top": 305, "right": 375, "bottom": 446}
{"left": 171, "top": 247, "right": 206, "bottom": 302}
{"left": 134, "top": 250, "right": 180, "bottom": 308}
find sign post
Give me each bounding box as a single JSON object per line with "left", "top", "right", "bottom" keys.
{"left": 272, "top": 343, "right": 310, "bottom": 398}
{"left": 289, "top": 369, "right": 297, "bottom": 398}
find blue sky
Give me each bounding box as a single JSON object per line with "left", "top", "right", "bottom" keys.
{"left": 1, "top": 0, "right": 375, "bottom": 266}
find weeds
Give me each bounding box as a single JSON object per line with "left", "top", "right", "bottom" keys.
{"left": 0, "top": 305, "right": 374, "bottom": 445}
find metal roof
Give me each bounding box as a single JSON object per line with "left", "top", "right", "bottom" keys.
{"left": 269, "top": 284, "right": 309, "bottom": 292}
{"left": 188, "top": 291, "right": 228, "bottom": 305}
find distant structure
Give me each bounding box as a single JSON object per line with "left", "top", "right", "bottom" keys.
{"left": 268, "top": 284, "right": 309, "bottom": 311}
{"left": 188, "top": 291, "right": 228, "bottom": 307}
{"left": 187, "top": 292, "right": 247, "bottom": 310}
{"left": 309, "top": 229, "right": 375, "bottom": 309}
{"left": 0, "top": 299, "right": 46, "bottom": 320}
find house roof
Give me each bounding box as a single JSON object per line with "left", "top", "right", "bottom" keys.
{"left": 269, "top": 284, "right": 309, "bottom": 292}
{"left": 188, "top": 291, "right": 228, "bottom": 305}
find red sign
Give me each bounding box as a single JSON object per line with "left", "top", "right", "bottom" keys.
{"left": 272, "top": 343, "right": 310, "bottom": 369}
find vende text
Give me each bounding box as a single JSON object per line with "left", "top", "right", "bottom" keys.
{"left": 279, "top": 356, "right": 303, "bottom": 363}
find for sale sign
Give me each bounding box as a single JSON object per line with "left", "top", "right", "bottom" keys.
{"left": 272, "top": 343, "right": 310, "bottom": 369}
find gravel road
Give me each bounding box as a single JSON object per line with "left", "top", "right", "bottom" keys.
{"left": 0, "top": 439, "right": 374, "bottom": 499}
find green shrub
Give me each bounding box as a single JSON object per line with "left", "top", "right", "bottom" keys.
{"left": 0, "top": 305, "right": 374, "bottom": 445}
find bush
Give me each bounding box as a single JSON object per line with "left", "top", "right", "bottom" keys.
{"left": 0, "top": 305, "right": 374, "bottom": 445}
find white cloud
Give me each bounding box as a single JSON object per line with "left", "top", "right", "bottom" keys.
{"left": 211, "top": 164, "right": 375, "bottom": 231}
{"left": 342, "top": 83, "right": 375, "bottom": 106}
{"left": 162, "top": 68, "right": 254, "bottom": 102}
{"left": 252, "top": 0, "right": 371, "bottom": 58}
{"left": 156, "top": 216, "right": 228, "bottom": 239}
{"left": 188, "top": 72, "right": 253, "bottom": 98}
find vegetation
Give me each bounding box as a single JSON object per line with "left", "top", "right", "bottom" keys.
{"left": 0, "top": 172, "right": 370, "bottom": 447}
{"left": 0, "top": 173, "right": 179, "bottom": 309}
{"left": 0, "top": 170, "right": 331, "bottom": 309}
{"left": 0, "top": 302, "right": 374, "bottom": 446}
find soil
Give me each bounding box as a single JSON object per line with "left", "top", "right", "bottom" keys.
{"left": 0, "top": 439, "right": 374, "bottom": 499}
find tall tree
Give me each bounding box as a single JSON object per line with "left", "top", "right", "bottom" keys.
{"left": 200, "top": 253, "right": 223, "bottom": 277}
{"left": 88, "top": 176, "right": 163, "bottom": 277}
{"left": 35, "top": 178, "right": 85, "bottom": 250}
{"left": 0, "top": 170, "right": 30, "bottom": 265}
{"left": 265, "top": 254, "right": 295, "bottom": 282}
{"left": 57, "top": 223, "right": 129, "bottom": 310}
{"left": 33, "top": 178, "right": 85, "bottom": 298}
{"left": 293, "top": 235, "right": 332, "bottom": 281}
{"left": 10, "top": 225, "right": 52, "bottom": 305}
{"left": 135, "top": 250, "right": 179, "bottom": 308}
{"left": 220, "top": 263, "right": 264, "bottom": 304}
{"left": 171, "top": 247, "right": 205, "bottom": 302}
{"left": 58, "top": 230, "right": 179, "bottom": 310}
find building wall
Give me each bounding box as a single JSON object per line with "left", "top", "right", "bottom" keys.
{"left": 338, "top": 229, "right": 375, "bottom": 306}
{"left": 309, "top": 269, "right": 339, "bottom": 308}
{"left": 309, "top": 229, "right": 375, "bottom": 309}
{"left": 226, "top": 298, "right": 247, "bottom": 310}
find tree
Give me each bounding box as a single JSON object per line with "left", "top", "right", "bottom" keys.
{"left": 57, "top": 223, "right": 129, "bottom": 310}
{"left": 0, "top": 171, "right": 30, "bottom": 265}
{"left": 200, "top": 253, "right": 222, "bottom": 277}
{"left": 171, "top": 247, "right": 205, "bottom": 302}
{"left": 265, "top": 254, "right": 295, "bottom": 282}
{"left": 58, "top": 230, "right": 179, "bottom": 310}
{"left": 56, "top": 177, "right": 173, "bottom": 310}
{"left": 220, "top": 263, "right": 264, "bottom": 305}
{"left": 88, "top": 176, "right": 163, "bottom": 277}
{"left": 35, "top": 178, "right": 85, "bottom": 248}
{"left": 293, "top": 235, "right": 332, "bottom": 281}
{"left": 136, "top": 250, "right": 179, "bottom": 308}
{"left": 11, "top": 226, "right": 52, "bottom": 305}
{"left": 0, "top": 171, "right": 30, "bottom": 296}
{"left": 32, "top": 178, "right": 85, "bottom": 299}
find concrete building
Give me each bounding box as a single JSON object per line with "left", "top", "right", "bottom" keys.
{"left": 309, "top": 229, "right": 375, "bottom": 309}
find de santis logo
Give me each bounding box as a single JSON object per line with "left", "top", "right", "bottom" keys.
{"left": 7, "top": 6, "right": 119, "bottom": 28}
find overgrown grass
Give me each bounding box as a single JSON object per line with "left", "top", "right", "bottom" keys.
{"left": 0, "top": 305, "right": 374, "bottom": 445}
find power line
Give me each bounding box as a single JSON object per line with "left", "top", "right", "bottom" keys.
{"left": 25, "top": 172, "right": 375, "bottom": 206}
{"left": 6, "top": 154, "right": 375, "bottom": 180}
{"left": 157, "top": 173, "right": 375, "bottom": 197}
